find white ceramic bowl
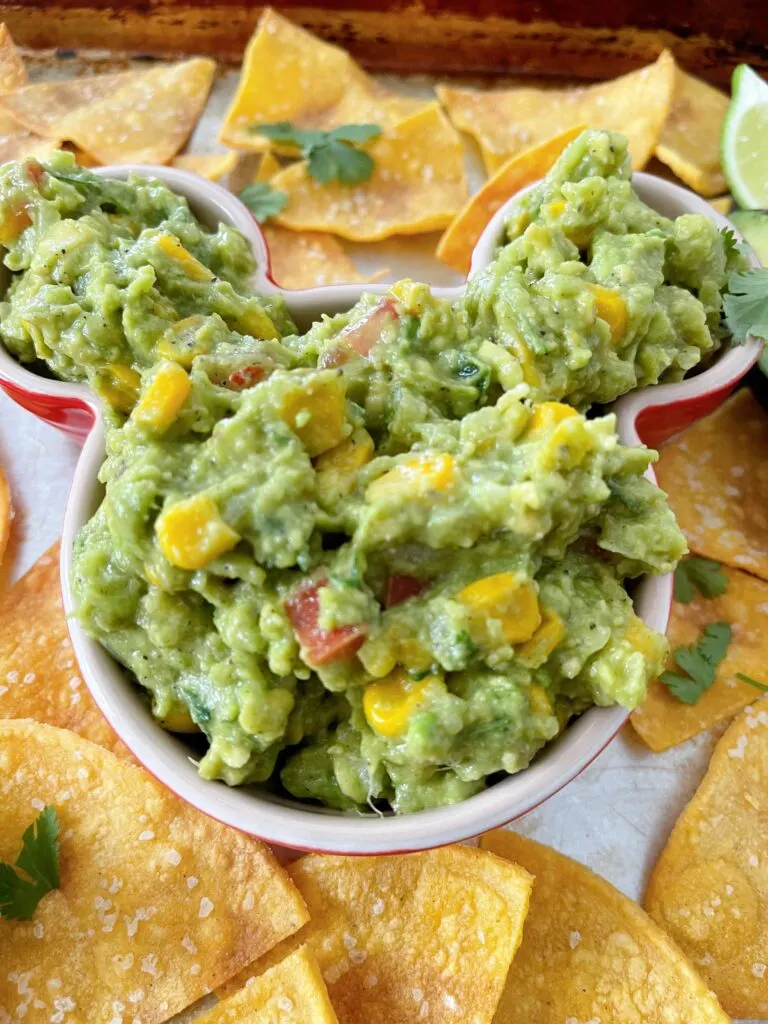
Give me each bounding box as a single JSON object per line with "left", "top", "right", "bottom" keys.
{"left": 0, "top": 165, "right": 760, "bottom": 854}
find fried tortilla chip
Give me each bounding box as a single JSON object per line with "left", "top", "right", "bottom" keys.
{"left": 0, "top": 719, "right": 308, "bottom": 1022}
{"left": 263, "top": 225, "right": 383, "bottom": 288}
{"left": 219, "top": 846, "right": 532, "bottom": 1024}
{"left": 655, "top": 389, "right": 768, "bottom": 580}
{"left": 709, "top": 195, "right": 732, "bottom": 215}
{"left": 0, "top": 463, "right": 10, "bottom": 567}
{"left": 198, "top": 946, "right": 338, "bottom": 1023}
{"left": 0, "top": 542, "right": 129, "bottom": 756}
{"left": 255, "top": 149, "right": 282, "bottom": 182}
{"left": 655, "top": 69, "right": 729, "bottom": 197}
{"left": 0, "top": 24, "right": 59, "bottom": 158}
{"left": 481, "top": 830, "right": 730, "bottom": 1024}
{"left": 2, "top": 57, "right": 215, "bottom": 165}
{"left": 172, "top": 151, "right": 238, "bottom": 181}
{"left": 220, "top": 8, "right": 424, "bottom": 152}
{"left": 272, "top": 103, "right": 468, "bottom": 241}
{"left": 437, "top": 50, "right": 675, "bottom": 175}
{"left": 631, "top": 563, "right": 768, "bottom": 751}
{"left": 645, "top": 698, "right": 768, "bottom": 1018}
{"left": 0, "top": 22, "right": 25, "bottom": 95}
{"left": 436, "top": 124, "right": 585, "bottom": 274}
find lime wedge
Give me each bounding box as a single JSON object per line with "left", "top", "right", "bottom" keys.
{"left": 721, "top": 64, "right": 768, "bottom": 209}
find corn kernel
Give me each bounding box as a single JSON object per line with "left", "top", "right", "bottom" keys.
{"left": 156, "top": 494, "right": 239, "bottom": 570}
{"left": 517, "top": 608, "right": 566, "bottom": 663}
{"left": 280, "top": 375, "right": 348, "bottom": 457}
{"left": 588, "top": 283, "right": 628, "bottom": 344}
{"left": 543, "top": 199, "right": 566, "bottom": 219}
{"left": 458, "top": 572, "right": 541, "bottom": 645}
{"left": 367, "top": 453, "right": 456, "bottom": 503}
{"left": 529, "top": 684, "right": 553, "bottom": 716}
{"left": 625, "top": 614, "right": 659, "bottom": 658}
{"left": 506, "top": 330, "right": 541, "bottom": 388}
{"left": 526, "top": 401, "right": 578, "bottom": 438}
{"left": 159, "top": 705, "right": 199, "bottom": 733}
{"left": 315, "top": 428, "right": 374, "bottom": 476}
{"left": 95, "top": 363, "right": 141, "bottom": 414}
{"left": 133, "top": 361, "right": 192, "bottom": 433}
{"left": 388, "top": 279, "right": 422, "bottom": 314}
{"left": 155, "top": 233, "right": 213, "bottom": 282}
{"left": 363, "top": 670, "right": 436, "bottom": 738}
{"left": 239, "top": 304, "right": 280, "bottom": 341}
{"left": 156, "top": 315, "right": 209, "bottom": 367}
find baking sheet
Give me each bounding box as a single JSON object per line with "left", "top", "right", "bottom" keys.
{"left": 0, "top": 55, "right": 755, "bottom": 1023}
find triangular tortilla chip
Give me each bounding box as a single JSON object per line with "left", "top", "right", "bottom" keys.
{"left": 709, "top": 195, "right": 732, "bottom": 214}
{"left": 0, "top": 22, "right": 26, "bottom": 95}
{"left": 645, "top": 698, "right": 768, "bottom": 1018}
{"left": 220, "top": 8, "right": 424, "bottom": 152}
{"left": 172, "top": 151, "right": 238, "bottom": 180}
{"left": 2, "top": 57, "right": 215, "bottom": 164}
{"left": 436, "top": 124, "right": 585, "bottom": 274}
{"left": 437, "top": 50, "right": 675, "bottom": 174}
{"left": 0, "top": 24, "right": 58, "bottom": 155}
{"left": 481, "top": 830, "right": 730, "bottom": 1024}
{"left": 255, "top": 149, "right": 282, "bottom": 182}
{"left": 655, "top": 389, "right": 768, "bottom": 580}
{"left": 271, "top": 103, "right": 468, "bottom": 241}
{"left": 631, "top": 563, "right": 768, "bottom": 751}
{"left": 655, "top": 68, "right": 729, "bottom": 197}
{"left": 263, "top": 225, "right": 382, "bottom": 288}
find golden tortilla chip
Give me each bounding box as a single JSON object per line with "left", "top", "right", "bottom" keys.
{"left": 709, "top": 195, "right": 732, "bottom": 215}
{"left": 0, "top": 542, "right": 129, "bottom": 757}
{"left": 655, "top": 69, "right": 729, "bottom": 197}
{"left": 172, "top": 151, "right": 238, "bottom": 181}
{"left": 645, "top": 698, "right": 768, "bottom": 1018}
{"left": 655, "top": 389, "right": 768, "bottom": 580}
{"left": 198, "top": 946, "right": 338, "bottom": 1023}
{"left": 263, "top": 225, "right": 383, "bottom": 288}
{"left": 2, "top": 57, "right": 215, "bottom": 165}
{"left": 481, "top": 830, "right": 730, "bottom": 1024}
{"left": 255, "top": 149, "right": 282, "bottom": 182}
{"left": 272, "top": 103, "right": 468, "bottom": 242}
{"left": 220, "top": 846, "right": 532, "bottom": 1023}
{"left": 0, "top": 463, "right": 10, "bottom": 567}
{"left": 437, "top": 50, "right": 675, "bottom": 175}
{"left": 436, "top": 124, "right": 585, "bottom": 274}
{"left": 0, "top": 24, "right": 58, "bottom": 155}
{"left": 631, "top": 563, "right": 768, "bottom": 751}
{"left": 0, "top": 22, "right": 25, "bottom": 95}
{"left": 0, "top": 719, "right": 308, "bottom": 1022}
{"left": 220, "top": 9, "right": 424, "bottom": 152}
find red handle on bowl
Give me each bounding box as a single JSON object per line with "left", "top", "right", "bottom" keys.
{"left": 0, "top": 377, "right": 97, "bottom": 445}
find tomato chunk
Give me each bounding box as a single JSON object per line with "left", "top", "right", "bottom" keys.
{"left": 226, "top": 364, "right": 267, "bottom": 390}
{"left": 385, "top": 574, "right": 428, "bottom": 608}
{"left": 285, "top": 579, "right": 366, "bottom": 666}
{"left": 320, "top": 297, "right": 398, "bottom": 368}
{"left": 25, "top": 160, "right": 43, "bottom": 185}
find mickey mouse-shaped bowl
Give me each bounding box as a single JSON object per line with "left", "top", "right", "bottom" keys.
{"left": 0, "top": 166, "right": 760, "bottom": 854}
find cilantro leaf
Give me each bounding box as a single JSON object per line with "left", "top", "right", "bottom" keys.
{"left": 723, "top": 268, "right": 768, "bottom": 344}
{"left": 673, "top": 556, "right": 729, "bottom": 604}
{"left": 720, "top": 226, "right": 740, "bottom": 260}
{"left": 0, "top": 806, "right": 60, "bottom": 921}
{"left": 237, "top": 182, "right": 288, "bottom": 223}
{"left": 250, "top": 121, "right": 382, "bottom": 186}
{"left": 47, "top": 165, "right": 133, "bottom": 215}
{"left": 736, "top": 672, "right": 768, "bottom": 693}
{"left": 660, "top": 621, "right": 732, "bottom": 705}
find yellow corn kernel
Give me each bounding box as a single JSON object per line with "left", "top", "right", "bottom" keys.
{"left": 158, "top": 705, "right": 200, "bottom": 733}
{"left": 133, "top": 361, "right": 192, "bottom": 433}
{"left": 625, "top": 614, "right": 659, "bottom": 658}
{"left": 517, "top": 608, "right": 566, "bottom": 663}
{"left": 526, "top": 401, "right": 578, "bottom": 438}
{"left": 458, "top": 572, "right": 541, "bottom": 645}
{"left": 529, "top": 684, "right": 553, "bottom": 716}
{"left": 96, "top": 363, "right": 141, "bottom": 414}
{"left": 506, "top": 330, "right": 541, "bottom": 388}
{"left": 156, "top": 315, "right": 210, "bottom": 367}
{"left": 156, "top": 494, "right": 239, "bottom": 570}
{"left": 239, "top": 304, "right": 280, "bottom": 341}
{"left": 543, "top": 199, "right": 566, "bottom": 219}
{"left": 280, "top": 375, "right": 348, "bottom": 457}
{"left": 363, "top": 670, "right": 435, "bottom": 738}
{"left": 315, "top": 428, "right": 374, "bottom": 476}
{"left": 155, "top": 233, "right": 213, "bottom": 282}
{"left": 388, "top": 279, "right": 421, "bottom": 314}
{"left": 588, "top": 283, "right": 628, "bottom": 344}
{"left": 367, "top": 453, "right": 456, "bottom": 503}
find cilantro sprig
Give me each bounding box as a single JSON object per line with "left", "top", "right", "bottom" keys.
{"left": 0, "top": 807, "right": 60, "bottom": 921}
{"left": 723, "top": 267, "right": 768, "bottom": 344}
{"left": 673, "top": 556, "right": 728, "bottom": 604}
{"left": 237, "top": 182, "right": 288, "bottom": 223}
{"left": 250, "top": 122, "right": 382, "bottom": 185}
{"left": 660, "top": 621, "right": 732, "bottom": 704}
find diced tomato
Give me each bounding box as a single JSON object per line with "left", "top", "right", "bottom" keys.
{"left": 285, "top": 579, "right": 366, "bottom": 666}
{"left": 320, "top": 297, "right": 399, "bottom": 368}
{"left": 226, "top": 364, "right": 267, "bottom": 390}
{"left": 25, "top": 159, "right": 43, "bottom": 185}
{"left": 385, "top": 574, "right": 429, "bottom": 608}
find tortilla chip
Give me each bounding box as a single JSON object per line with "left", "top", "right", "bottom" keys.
{"left": 0, "top": 463, "right": 10, "bottom": 567}
{"left": 437, "top": 50, "right": 675, "bottom": 175}
{"left": 0, "top": 22, "right": 25, "bottom": 94}
{"left": 272, "top": 103, "right": 468, "bottom": 242}
{"left": 655, "top": 69, "right": 729, "bottom": 197}
{"left": 709, "top": 195, "right": 732, "bottom": 215}
{"left": 0, "top": 24, "right": 57, "bottom": 154}
{"left": 2, "top": 57, "right": 215, "bottom": 165}
{"left": 0, "top": 542, "right": 129, "bottom": 757}
{"left": 263, "top": 225, "right": 383, "bottom": 288}
{"left": 172, "top": 151, "right": 238, "bottom": 181}
{"left": 219, "top": 846, "right": 532, "bottom": 1024}
{"left": 655, "top": 389, "right": 768, "bottom": 580}
{"left": 631, "top": 563, "right": 768, "bottom": 751}
{"left": 198, "top": 946, "right": 338, "bottom": 1023}
{"left": 436, "top": 124, "right": 585, "bottom": 274}
{"left": 220, "top": 9, "right": 424, "bottom": 153}
{"left": 645, "top": 698, "right": 768, "bottom": 1018}
{"left": 0, "top": 719, "right": 308, "bottom": 1022}
{"left": 255, "top": 149, "right": 282, "bottom": 182}
{"left": 481, "top": 830, "right": 730, "bottom": 1024}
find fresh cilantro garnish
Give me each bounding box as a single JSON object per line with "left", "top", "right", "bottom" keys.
{"left": 660, "top": 621, "right": 732, "bottom": 704}
{"left": 0, "top": 807, "right": 60, "bottom": 921}
{"left": 736, "top": 672, "right": 768, "bottom": 693}
{"left": 237, "top": 182, "right": 288, "bottom": 223}
{"left": 723, "top": 268, "right": 768, "bottom": 344}
{"left": 673, "top": 556, "right": 729, "bottom": 604}
{"left": 250, "top": 122, "right": 382, "bottom": 185}
{"left": 47, "top": 165, "right": 133, "bottom": 215}
{"left": 720, "top": 226, "right": 740, "bottom": 260}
